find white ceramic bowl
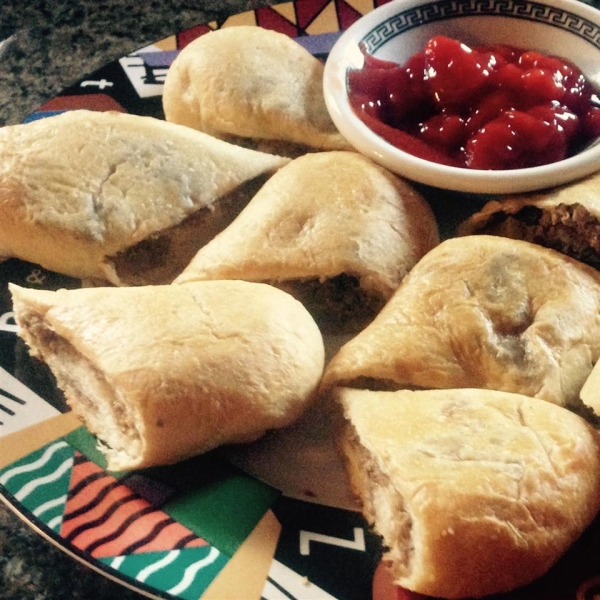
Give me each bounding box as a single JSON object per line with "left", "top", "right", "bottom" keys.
{"left": 323, "top": 0, "right": 600, "bottom": 194}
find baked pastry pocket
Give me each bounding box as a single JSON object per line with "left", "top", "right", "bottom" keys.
{"left": 338, "top": 386, "right": 600, "bottom": 598}
{"left": 458, "top": 169, "right": 600, "bottom": 269}
{"left": 10, "top": 280, "right": 325, "bottom": 471}
{"left": 175, "top": 151, "right": 439, "bottom": 332}
{"left": 163, "top": 26, "right": 350, "bottom": 155}
{"left": 0, "top": 110, "right": 289, "bottom": 285}
{"left": 322, "top": 235, "right": 600, "bottom": 413}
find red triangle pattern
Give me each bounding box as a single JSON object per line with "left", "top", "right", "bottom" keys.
{"left": 177, "top": 24, "right": 215, "bottom": 49}
{"left": 60, "top": 453, "right": 207, "bottom": 559}
{"left": 336, "top": 0, "right": 366, "bottom": 30}
{"left": 172, "top": 0, "right": 383, "bottom": 47}
{"left": 255, "top": 6, "right": 302, "bottom": 37}
{"left": 39, "top": 94, "right": 126, "bottom": 113}
{"left": 295, "top": 0, "right": 331, "bottom": 30}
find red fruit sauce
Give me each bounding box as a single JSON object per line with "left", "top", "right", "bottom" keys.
{"left": 347, "top": 36, "right": 600, "bottom": 170}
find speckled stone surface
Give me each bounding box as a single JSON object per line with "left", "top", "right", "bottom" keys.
{"left": 0, "top": 2, "right": 273, "bottom": 597}
{"left": 0, "top": 0, "right": 273, "bottom": 126}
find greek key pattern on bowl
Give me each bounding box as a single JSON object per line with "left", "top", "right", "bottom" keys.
{"left": 362, "top": 0, "right": 600, "bottom": 53}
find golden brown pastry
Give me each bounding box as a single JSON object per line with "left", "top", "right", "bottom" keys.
{"left": 174, "top": 151, "right": 439, "bottom": 330}
{"left": 10, "top": 280, "right": 325, "bottom": 471}
{"left": 162, "top": 26, "right": 349, "bottom": 155}
{"left": 338, "top": 386, "right": 600, "bottom": 598}
{"left": 0, "top": 109, "right": 289, "bottom": 285}
{"left": 322, "top": 235, "right": 600, "bottom": 411}
{"left": 458, "top": 170, "right": 600, "bottom": 269}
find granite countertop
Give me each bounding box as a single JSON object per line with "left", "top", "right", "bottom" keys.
{"left": 0, "top": 0, "right": 273, "bottom": 127}
{"left": 0, "top": 3, "right": 271, "bottom": 598}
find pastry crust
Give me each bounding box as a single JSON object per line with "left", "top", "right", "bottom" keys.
{"left": 174, "top": 151, "right": 439, "bottom": 330}
{"left": 10, "top": 280, "right": 325, "bottom": 471}
{"left": 338, "top": 387, "right": 600, "bottom": 598}
{"left": 458, "top": 171, "right": 600, "bottom": 269}
{"left": 322, "top": 235, "right": 600, "bottom": 411}
{"left": 162, "top": 26, "right": 349, "bottom": 153}
{"left": 0, "top": 110, "right": 289, "bottom": 284}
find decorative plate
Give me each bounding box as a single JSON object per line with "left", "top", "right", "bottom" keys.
{"left": 2, "top": 1, "right": 600, "bottom": 599}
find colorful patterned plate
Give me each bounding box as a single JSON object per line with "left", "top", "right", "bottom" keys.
{"left": 3, "top": 1, "right": 600, "bottom": 599}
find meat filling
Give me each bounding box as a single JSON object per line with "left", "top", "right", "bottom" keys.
{"left": 341, "top": 423, "right": 414, "bottom": 579}
{"left": 109, "top": 175, "right": 270, "bottom": 286}
{"left": 342, "top": 376, "right": 405, "bottom": 392}
{"left": 276, "top": 273, "right": 386, "bottom": 333}
{"left": 17, "top": 313, "right": 141, "bottom": 464}
{"left": 479, "top": 203, "right": 600, "bottom": 270}
{"left": 218, "top": 133, "right": 314, "bottom": 159}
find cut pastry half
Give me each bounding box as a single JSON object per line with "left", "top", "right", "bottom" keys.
{"left": 0, "top": 109, "right": 289, "bottom": 285}
{"left": 10, "top": 280, "right": 325, "bottom": 471}
{"left": 458, "top": 170, "right": 600, "bottom": 269}
{"left": 338, "top": 386, "right": 600, "bottom": 598}
{"left": 162, "top": 26, "right": 350, "bottom": 155}
{"left": 174, "top": 151, "right": 439, "bottom": 331}
{"left": 322, "top": 235, "right": 600, "bottom": 413}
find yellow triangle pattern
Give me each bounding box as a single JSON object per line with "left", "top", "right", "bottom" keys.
{"left": 153, "top": 35, "right": 177, "bottom": 51}
{"left": 272, "top": 1, "right": 298, "bottom": 24}
{"left": 223, "top": 11, "right": 258, "bottom": 28}
{"left": 346, "top": 0, "right": 377, "bottom": 15}
{"left": 306, "top": 1, "right": 341, "bottom": 35}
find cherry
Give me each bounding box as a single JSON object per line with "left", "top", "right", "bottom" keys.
{"left": 419, "top": 114, "right": 467, "bottom": 151}
{"left": 423, "top": 36, "right": 494, "bottom": 110}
